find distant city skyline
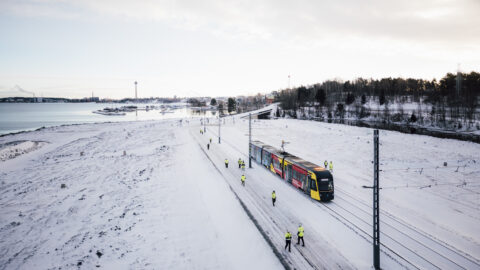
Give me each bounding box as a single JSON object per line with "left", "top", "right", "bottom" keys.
{"left": 0, "top": 0, "right": 479, "bottom": 99}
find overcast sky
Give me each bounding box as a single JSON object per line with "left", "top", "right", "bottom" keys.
{"left": 0, "top": 0, "right": 479, "bottom": 99}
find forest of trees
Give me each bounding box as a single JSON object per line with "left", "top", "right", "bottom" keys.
{"left": 275, "top": 72, "right": 480, "bottom": 130}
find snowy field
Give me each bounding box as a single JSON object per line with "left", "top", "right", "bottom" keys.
{"left": 1, "top": 114, "right": 480, "bottom": 269}
{"left": 0, "top": 121, "right": 281, "bottom": 269}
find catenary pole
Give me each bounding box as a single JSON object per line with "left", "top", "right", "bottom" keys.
{"left": 218, "top": 116, "right": 221, "bottom": 144}
{"left": 249, "top": 113, "right": 252, "bottom": 168}
{"left": 373, "top": 129, "right": 380, "bottom": 269}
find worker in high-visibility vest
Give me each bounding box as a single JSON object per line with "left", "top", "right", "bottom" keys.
{"left": 210, "top": 138, "right": 212, "bottom": 143}
{"left": 329, "top": 161, "right": 333, "bottom": 172}
{"left": 324, "top": 160, "right": 328, "bottom": 168}
{"left": 285, "top": 231, "right": 292, "bottom": 252}
{"left": 241, "top": 174, "right": 246, "bottom": 186}
{"left": 272, "top": 190, "right": 276, "bottom": 206}
{"left": 238, "top": 158, "right": 242, "bottom": 169}
{"left": 297, "top": 224, "right": 304, "bottom": 246}
{"left": 225, "top": 158, "right": 229, "bottom": 168}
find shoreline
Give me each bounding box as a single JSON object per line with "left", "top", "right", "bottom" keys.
{"left": 0, "top": 117, "right": 191, "bottom": 138}
{"left": 0, "top": 121, "right": 116, "bottom": 138}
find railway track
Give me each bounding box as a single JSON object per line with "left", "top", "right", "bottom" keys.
{"left": 201, "top": 124, "right": 480, "bottom": 269}
{"left": 332, "top": 187, "right": 480, "bottom": 269}
{"left": 191, "top": 128, "right": 328, "bottom": 269}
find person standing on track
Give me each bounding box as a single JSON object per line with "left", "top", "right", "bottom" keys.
{"left": 210, "top": 138, "right": 212, "bottom": 143}
{"left": 285, "top": 231, "right": 292, "bottom": 252}
{"left": 241, "top": 174, "right": 246, "bottom": 186}
{"left": 241, "top": 161, "right": 245, "bottom": 171}
{"left": 329, "top": 161, "right": 333, "bottom": 172}
{"left": 297, "top": 224, "right": 304, "bottom": 246}
{"left": 238, "top": 158, "right": 242, "bottom": 169}
{"left": 207, "top": 143, "right": 210, "bottom": 150}
{"left": 225, "top": 158, "right": 229, "bottom": 168}
{"left": 272, "top": 190, "right": 276, "bottom": 206}
{"left": 324, "top": 160, "right": 328, "bottom": 168}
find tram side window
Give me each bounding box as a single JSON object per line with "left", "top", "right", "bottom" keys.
{"left": 273, "top": 159, "right": 279, "bottom": 170}
{"left": 264, "top": 154, "right": 271, "bottom": 166}
{"left": 301, "top": 174, "right": 306, "bottom": 184}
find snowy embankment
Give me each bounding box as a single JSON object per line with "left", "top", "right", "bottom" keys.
{"left": 0, "top": 121, "right": 282, "bottom": 269}
{"left": 0, "top": 140, "right": 48, "bottom": 162}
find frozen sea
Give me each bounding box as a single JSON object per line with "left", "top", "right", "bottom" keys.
{"left": 0, "top": 103, "right": 216, "bottom": 135}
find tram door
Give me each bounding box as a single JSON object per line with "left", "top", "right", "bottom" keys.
{"left": 306, "top": 175, "right": 311, "bottom": 194}
{"left": 286, "top": 165, "right": 292, "bottom": 183}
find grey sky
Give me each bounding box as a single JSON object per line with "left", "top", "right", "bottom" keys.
{"left": 0, "top": 0, "right": 478, "bottom": 99}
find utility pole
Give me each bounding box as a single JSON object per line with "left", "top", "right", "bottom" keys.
{"left": 373, "top": 129, "right": 380, "bottom": 269}
{"left": 456, "top": 64, "right": 462, "bottom": 119}
{"left": 361, "top": 129, "right": 380, "bottom": 270}
{"left": 456, "top": 64, "right": 461, "bottom": 97}
{"left": 249, "top": 113, "right": 252, "bottom": 168}
{"left": 134, "top": 81, "right": 138, "bottom": 100}
{"left": 218, "top": 116, "right": 221, "bottom": 144}
{"left": 203, "top": 111, "right": 206, "bottom": 132}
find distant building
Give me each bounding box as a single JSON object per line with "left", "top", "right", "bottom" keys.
{"left": 265, "top": 94, "right": 275, "bottom": 104}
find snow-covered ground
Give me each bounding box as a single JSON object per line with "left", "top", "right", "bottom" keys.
{"left": 1, "top": 113, "right": 479, "bottom": 269}
{"left": 212, "top": 115, "right": 480, "bottom": 269}
{"left": 0, "top": 140, "right": 48, "bottom": 162}
{"left": 0, "top": 121, "right": 282, "bottom": 269}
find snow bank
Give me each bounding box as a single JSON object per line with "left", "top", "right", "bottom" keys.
{"left": 0, "top": 141, "right": 48, "bottom": 161}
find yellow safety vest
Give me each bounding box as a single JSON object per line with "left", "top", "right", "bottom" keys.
{"left": 329, "top": 162, "right": 333, "bottom": 170}
{"left": 241, "top": 175, "right": 246, "bottom": 182}
{"left": 272, "top": 192, "right": 276, "bottom": 199}
{"left": 225, "top": 159, "right": 229, "bottom": 164}
{"left": 285, "top": 232, "right": 292, "bottom": 240}
{"left": 298, "top": 226, "right": 304, "bottom": 237}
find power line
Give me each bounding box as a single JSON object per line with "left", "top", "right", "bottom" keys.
{"left": 381, "top": 164, "right": 474, "bottom": 173}
{"left": 380, "top": 181, "right": 477, "bottom": 190}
